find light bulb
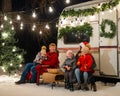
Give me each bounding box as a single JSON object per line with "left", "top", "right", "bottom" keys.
{"left": 32, "top": 11, "right": 37, "bottom": 18}
{"left": 17, "top": 15, "right": 21, "bottom": 20}
{"left": 49, "top": 6, "right": 53, "bottom": 13}
{"left": 4, "top": 15, "right": 8, "bottom": 21}
{"left": 65, "top": 0, "right": 70, "bottom": 4}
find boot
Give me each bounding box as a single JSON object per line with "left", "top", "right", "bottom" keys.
{"left": 69, "top": 83, "right": 74, "bottom": 92}
{"left": 64, "top": 82, "right": 70, "bottom": 89}
{"left": 15, "top": 80, "right": 26, "bottom": 84}
{"left": 76, "top": 83, "right": 81, "bottom": 90}
{"left": 83, "top": 83, "right": 89, "bottom": 91}
{"left": 91, "top": 83, "right": 97, "bottom": 92}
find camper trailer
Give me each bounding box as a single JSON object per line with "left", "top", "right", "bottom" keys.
{"left": 57, "top": 0, "right": 120, "bottom": 81}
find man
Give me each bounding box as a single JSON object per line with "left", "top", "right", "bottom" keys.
{"left": 35, "top": 43, "right": 59, "bottom": 85}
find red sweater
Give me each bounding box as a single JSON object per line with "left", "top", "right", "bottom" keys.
{"left": 41, "top": 52, "right": 59, "bottom": 68}
{"left": 77, "top": 53, "right": 93, "bottom": 72}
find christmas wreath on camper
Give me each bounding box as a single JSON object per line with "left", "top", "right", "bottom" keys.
{"left": 100, "top": 19, "right": 116, "bottom": 38}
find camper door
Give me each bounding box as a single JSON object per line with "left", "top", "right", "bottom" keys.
{"left": 99, "top": 10, "right": 118, "bottom": 76}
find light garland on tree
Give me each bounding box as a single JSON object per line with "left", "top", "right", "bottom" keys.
{"left": 0, "top": 18, "right": 26, "bottom": 74}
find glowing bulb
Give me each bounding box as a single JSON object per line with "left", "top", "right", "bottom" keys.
{"left": 20, "top": 22, "right": 23, "bottom": 27}
{"left": 32, "top": 27, "right": 35, "bottom": 31}
{"left": 19, "top": 64, "right": 22, "bottom": 67}
{"left": 2, "top": 32, "right": 8, "bottom": 39}
{"left": 33, "top": 24, "right": 36, "bottom": 28}
{"left": 4, "top": 15, "right": 7, "bottom": 21}
{"left": 20, "top": 26, "right": 23, "bottom": 30}
{"left": 11, "top": 26, "right": 14, "bottom": 30}
{"left": 1, "top": 66, "right": 6, "bottom": 72}
{"left": 9, "top": 20, "right": 12, "bottom": 24}
{"left": 10, "top": 63, "right": 13, "bottom": 66}
{"left": 17, "top": 15, "right": 21, "bottom": 20}
{"left": 45, "top": 24, "right": 50, "bottom": 29}
{"left": 49, "top": 6, "right": 53, "bottom": 13}
{"left": 39, "top": 30, "right": 42, "bottom": 34}
{"left": 12, "top": 47, "right": 16, "bottom": 52}
{"left": 1, "top": 24, "right": 4, "bottom": 28}
{"left": 32, "top": 11, "right": 37, "bottom": 18}
{"left": 2, "top": 43, "right": 5, "bottom": 46}
{"left": 18, "top": 55, "right": 22, "bottom": 59}
{"left": 56, "top": 24, "right": 58, "bottom": 27}
{"left": 65, "top": 0, "right": 70, "bottom": 4}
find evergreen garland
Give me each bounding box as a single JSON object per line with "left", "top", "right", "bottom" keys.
{"left": 58, "top": 22, "right": 93, "bottom": 39}
{"left": 100, "top": 19, "right": 116, "bottom": 38}
{"left": 61, "top": 0, "right": 120, "bottom": 17}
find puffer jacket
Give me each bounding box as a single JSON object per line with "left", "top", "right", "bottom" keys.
{"left": 62, "top": 57, "right": 76, "bottom": 70}
{"left": 77, "top": 53, "right": 93, "bottom": 72}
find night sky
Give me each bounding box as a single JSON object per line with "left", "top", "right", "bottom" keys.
{"left": 0, "top": 0, "right": 91, "bottom": 63}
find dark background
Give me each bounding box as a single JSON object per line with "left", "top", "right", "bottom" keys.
{"left": 0, "top": 0, "right": 91, "bottom": 63}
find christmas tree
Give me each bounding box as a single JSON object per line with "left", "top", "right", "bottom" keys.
{"left": 0, "top": 18, "right": 26, "bottom": 75}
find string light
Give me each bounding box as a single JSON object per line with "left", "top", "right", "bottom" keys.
{"left": 45, "top": 24, "right": 50, "bottom": 29}
{"left": 12, "top": 47, "right": 16, "bottom": 52}
{"left": 2, "top": 43, "right": 5, "bottom": 46}
{"left": 1, "top": 24, "right": 4, "bottom": 29}
{"left": 4, "top": 15, "right": 8, "bottom": 21}
{"left": 1, "top": 66, "right": 6, "bottom": 72}
{"left": 10, "top": 63, "right": 13, "bottom": 66}
{"left": 39, "top": 30, "right": 42, "bottom": 34}
{"left": 33, "top": 24, "right": 36, "bottom": 28}
{"left": 9, "top": 20, "right": 12, "bottom": 24}
{"left": 2, "top": 32, "right": 8, "bottom": 39}
{"left": 32, "top": 11, "right": 37, "bottom": 18}
{"left": 20, "top": 22, "right": 23, "bottom": 27}
{"left": 65, "top": 0, "right": 70, "bottom": 4}
{"left": 19, "top": 64, "right": 22, "bottom": 67}
{"left": 11, "top": 26, "right": 14, "bottom": 30}
{"left": 17, "top": 55, "right": 22, "bottom": 59}
{"left": 32, "top": 27, "right": 35, "bottom": 31}
{"left": 16, "top": 14, "right": 21, "bottom": 20}
{"left": 20, "top": 26, "right": 23, "bottom": 30}
{"left": 49, "top": 6, "right": 53, "bottom": 13}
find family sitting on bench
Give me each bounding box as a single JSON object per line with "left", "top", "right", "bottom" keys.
{"left": 15, "top": 42, "right": 97, "bottom": 92}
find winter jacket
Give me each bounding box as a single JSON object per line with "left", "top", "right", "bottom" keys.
{"left": 62, "top": 57, "right": 76, "bottom": 70}
{"left": 39, "top": 52, "right": 59, "bottom": 68}
{"left": 77, "top": 53, "right": 93, "bottom": 72}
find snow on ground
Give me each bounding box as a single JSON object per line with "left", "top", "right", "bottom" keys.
{"left": 0, "top": 75, "right": 120, "bottom": 96}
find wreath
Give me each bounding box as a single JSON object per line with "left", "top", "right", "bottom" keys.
{"left": 100, "top": 19, "right": 116, "bottom": 38}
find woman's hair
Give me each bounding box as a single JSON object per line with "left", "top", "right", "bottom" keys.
{"left": 49, "top": 43, "right": 56, "bottom": 47}
{"left": 81, "top": 46, "right": 90, "bottom": 54}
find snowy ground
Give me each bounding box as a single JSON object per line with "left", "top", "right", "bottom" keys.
{"left": 0, "top": 75, "right": 120, "bottom": 96}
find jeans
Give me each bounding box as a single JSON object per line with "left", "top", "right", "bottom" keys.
{"left": 65, "top": 70, "right": 74, "bottom": 83}
{"left": 20, "top": 62, "right": 36, "bottom": 83}
{"left": 75, "top": 68, "right": 88, "bottom": 84}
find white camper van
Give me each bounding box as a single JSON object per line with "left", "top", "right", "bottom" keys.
{"left": 57, "top": 0, "right": 120, "bottom": 81}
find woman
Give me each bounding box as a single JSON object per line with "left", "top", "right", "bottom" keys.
{"left": 75, "top": 46, "right": 94, "bottom": 91}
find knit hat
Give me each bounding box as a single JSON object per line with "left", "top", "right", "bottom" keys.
{"left": 81, "top": 46, "right": 90, "bottom": 54}
{"left": 41, "top": 46, "right": 46, "bottom": 50}
{"left": 79, "top": 42, "right": 91, "bottom": 49}
{"left": 66, "top": 50, "right": 73, "bottom": 57}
